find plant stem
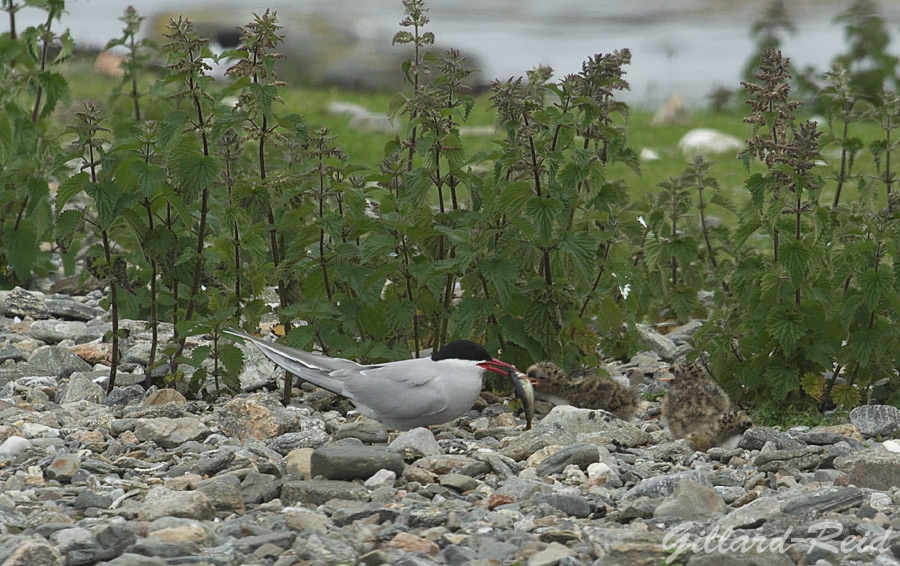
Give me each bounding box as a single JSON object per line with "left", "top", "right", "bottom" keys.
{"left": 832, "top": 119, "right": 850, "bottom": 209}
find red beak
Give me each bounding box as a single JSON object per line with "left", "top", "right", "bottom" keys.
{"left": 478, "top": 358, "right": 520, "bottom": 376}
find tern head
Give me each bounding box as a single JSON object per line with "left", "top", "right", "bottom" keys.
{"left": 432, "top": 340, "right": 519, "bottom": 376}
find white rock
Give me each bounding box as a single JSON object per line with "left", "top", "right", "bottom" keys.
{"left": 0, "top": 435, "right": 31, "bottom": 457}
{"left": 640, "top": 147, "right": 660, "bottom": 161}
{"left": 677, "top": 128, "right": 743, "bottom": 156}
{"left": 364, "top": 468, "right": 397, "bottom": 489}
{"left": 883, "top": 439, "right": 900, "bottom": 453}
{"left": 20, "top": 423, "right": 60, "bottom": 438}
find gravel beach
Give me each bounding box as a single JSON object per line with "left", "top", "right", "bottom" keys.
{"left": 2, "top": 287, "right": 900, "bottom": 566}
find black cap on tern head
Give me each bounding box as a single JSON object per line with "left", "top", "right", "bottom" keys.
{"left": 432, "top": 340, "right": 493, "bottom": 362}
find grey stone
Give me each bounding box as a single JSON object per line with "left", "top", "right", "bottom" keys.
{"left": 241, "top": 472, "right": 283, "bottom": 504}
{"left": 851, "top": 405, "right": 900, "bottom": 437}
{"left": 388, "top": 427, "right": 443, "bottom": 460}
{"left": 30, "top": 346, "right": 92, "bottom": 379}
{"left": 134, "top": 417, "right": 210, "bottom": 448}
{"left": 835, "top": 450, "right": 900, "bottom": 490}
{"left": 754, "top": 445, "right": 828, "bottom": 472}
{"left": 102, "top": 384, "right": 145, "bottom": 407}
{"left": 95, "top": 554, "right": 167, "bottom": 566}
{"left": 716, "top": 496, "right": 782, "bottom": 530}
{"left": 535, "top": 442, "right": 601, "bottom": 477}
{"left": 121, "top": 341, "right": 153, "bottom": 366}
{"left": 231, "top": 531, "right": 296, "bottom": 554}
{"left": 28, "top": 320, "right": 90, "bottom": 343}
{"left": 196, "top": 475, "right": 245, "bottom": 515}
{"left": 782, "top": 486, "right": 864, "bottom": 515}
{"left": 738, "top": 426, "right": 805, "bottom": 451}
{"left": 439, "top": 473, "right": 479, "bottom": 493}
{"left": 0, "top": 345, "right": 27, "bottom": 363}
{"left": 636, "top": 323, "right": 678, "bottom": 360}
{"left": 193, "top": 450, "right": 235, "bottom": 477}
{"left": 267, "top": 429, "right": 330, "bottom": 454}
{"left": 58, "top": 372, "right": 105, "bottom": 404}
{"left": 65, "top": 524, "right": 135, "bottom": 566}
{"left": 72, "top": 491, "right": 113, "bottom": 510}
{"left": 442, "top": 545, "right": 476, "bottom": 566}
{"left": 529, "top": 542, "right": 576, "bottom": 566}
{"left": 495, "top": 476, "right": 554, "bottom": 501}
{"left": 3, "top": 287, "right": 50, "bottom": 319}
{"left": 583, "top": 527, "right": 667, "bottom": 566}
{"left": 333, "top": 419, "right": 389, "bottom": 443}
{"left": 653, "top": 479, "right": 727, "bottom": 520}
{"left": 280, "top": 479, "right": 368, "bottom": 507}
{"left": 622, "top": 470, "right": 712, "bottom": 501}
{"left": 539, "top": 493, "right": 593, "bottom": 518}
{"left": 291, "top": 531, "right": 359, "bottom": 564}
{"left": 309, "top": 445, "right": 405, "bottom": 481}
{"left": 501, "top": 422, "right": 577, "bottom": 461}
{"left": 537, "top": 406, "right": 649, "bottom": 447}
{"left": 687, "top": 552, "right": 794, "bottom": 566}
{"left": 136, "top": 486, "right": 215, "bottom": 521}
{"left": 44, "top": 298, "right": 102, "bottom": 322}
{"left": 0, "top": 536, "right": 64, "bottom": 566}
{"left": 619, "top": 496, "right": 664, "bottom": 520}
{"left": 44, "top": 453, "right": 81, "bottom": 482}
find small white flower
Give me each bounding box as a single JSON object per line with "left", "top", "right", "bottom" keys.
{"left": 637, "top": 215, "right": 647, "bottom": 228}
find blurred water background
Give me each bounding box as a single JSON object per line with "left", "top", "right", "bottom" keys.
{"left": 13, "top": 0, "right": 900, "bottom": 107}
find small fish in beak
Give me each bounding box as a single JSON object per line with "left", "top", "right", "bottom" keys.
{"left": 508, "top": 367, "right": 535, "bottom": 430}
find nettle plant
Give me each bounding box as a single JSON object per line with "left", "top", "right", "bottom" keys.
{"left": 11, "top": 0, "right": 900, "bottom": 413}
{"left": 696, "top": 48, "right": 900, "bottom": 410}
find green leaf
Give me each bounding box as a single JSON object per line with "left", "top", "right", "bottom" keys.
{"left": 859, "top": 267, "right": 892, "bottom": 310}
{"left": 524, "top": 196, "right": 563, "bottom": 245}
{"left": 190, "top": 345, "right": 211, "bottom": 368}
{"left": 556, "top": 232, "right": 597, "bottom": 278}
{"left": 478, "top": 259, "right": 518, "bottom": 306}
{"left": 745, "top": 172, "right": 769, "bottom": 212}
{"left": 54, "top": 209, "right": 83, "bottom": 244}
{"left": 801, "top": 371, "right": 825, "bottom": 402}
{"left": 131, "top": 161, "right": 167, "bottom": 198}
{"left": 56, "top": 172, "right": 89, "bottom": 213}
{"left": 219, "top": 343, "right": 244, "bottom": 376}
{"left": 765, "top": 306, "right": 806, "bottom": 351}
{"left": 86, "top": 180, "right": 124, "bottom": 230}
{"left": 6, "top": 223, "right": 40, "bottom": 280}
{"left": 778, "top": 238, "right": 810, "bottom": 286}
{"left": 170, "top": 140, "right": 220, "bottom": 200}
{"left": 831, "top": 383, "right": 860, "bottom": 408}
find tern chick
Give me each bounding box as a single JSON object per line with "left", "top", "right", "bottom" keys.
{"left": 526, "top": 361, "right": 640, "bottom": 421}
{"left": 661, "top": 360, "right": 752, "bottom": 450}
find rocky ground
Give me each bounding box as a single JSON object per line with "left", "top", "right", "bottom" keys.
{"left": 3, "top": 287, "right": 900, "bottom": 566}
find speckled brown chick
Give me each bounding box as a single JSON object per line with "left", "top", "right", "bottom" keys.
{"left": 661, "top": 360, "right": 753, "bottom": 450}
{"left": 526, "top": 361, "right": 640, "bottom": 421}
{"left": 685, "top": 409, "right": 754, "bottom": 451}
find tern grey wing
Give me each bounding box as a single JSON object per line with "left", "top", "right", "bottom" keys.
{"left": 225, "top": 329, "right": 364, "bottom": 371}
{"left": 225, "top": 329, "right": 360, "bottom": 394}
{"left": 340, "top": 361, "right": 449, "bottom": 420}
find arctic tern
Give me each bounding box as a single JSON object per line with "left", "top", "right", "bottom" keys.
{"left": 225, "top": 329, "right": 522, "bottom": 430}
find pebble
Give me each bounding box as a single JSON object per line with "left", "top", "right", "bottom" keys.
{"left": 1, "top": 288, "right": 900, "bottom": 564}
